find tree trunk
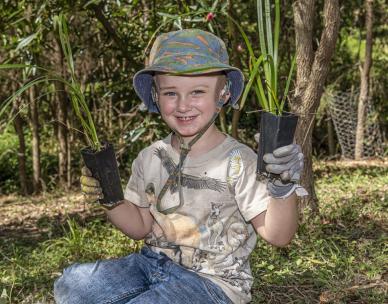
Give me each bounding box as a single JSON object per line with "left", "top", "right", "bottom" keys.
{"left": 327, "top": 113, "right": 336, "bottom": 156}
{"left": 292, "top": 0, "right": 340, "bottom": 212}
{"left": 28, "top": 86, "right": 41, "bottom": 194}
{"left": 12, "top": 93, "right": 29, "bottom": 196}
{"left": 54, "top": 37, "right": 69, "bottom": 188}
{"left": 227, "top": 0, "right": 244, "bottom": 139}
{"left": 355, "top": 0, "right": 373, "bottom": 160}
{"left": 67, "top": 115, "right": 72, "bottom": 189}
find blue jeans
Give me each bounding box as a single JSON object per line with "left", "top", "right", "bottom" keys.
{"left": 54, "top": 246, "right": 233, "bottom": 304}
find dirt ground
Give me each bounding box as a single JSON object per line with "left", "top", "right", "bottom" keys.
{"left": 0, "top": 191, "right": 104, "bottom": 241}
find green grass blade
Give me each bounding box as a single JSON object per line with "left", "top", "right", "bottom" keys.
{"left": 266, "top": 54, "right": 277, "bottom": 99}
{"left": 257, "top": 1, "right": 274, "bottom": 108}
{"left": 223, "top": 13, "right": 256, "bottom": 61}
{"left": 274, "top": 0, "right": 280, "bottom": 96}
{"left": 54, "top": 13, "right": 100, "bottom": 150}
{"left": 253, "top": 85, "right": 264, "bottom": 109}
{"left": 239, "top": 55, "right": 267, "bottom": 111}
{"left": 264, "top": 0, "right": 273, "bottom": 58}
{"left": 55, "top": 14, "right": 75, "bottom": 77}
{"left": 265, "top": 79, "right": 280, "bottom": 114}
{"left": 0, "top": 63, "right": 49, "bottom": 73}
{"left": 0, "top": 77, "right": 47, "bottom": 119}
{"left": 257, "top": 0, "right": 267, "bottom": 56}
{"left": 280, "top": 54, "right": 296, "bottom": 114}
{"left": 274, "top": 0, "right": 280, "bottom": 71}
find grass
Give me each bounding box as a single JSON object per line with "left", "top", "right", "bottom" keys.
{"left": 0, "top": 160, "right": 387, "bottom": 303}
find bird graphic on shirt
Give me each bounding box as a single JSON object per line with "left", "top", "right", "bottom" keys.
{"left": 154, "top": 147, "right": 226, "bottom": 193}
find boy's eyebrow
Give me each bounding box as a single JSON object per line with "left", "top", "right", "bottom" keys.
{"left": 159, "top": 84, "right": 210, "bottom": 90}
{"left": 159, "top": 86, "right": 177, "bottom": 90}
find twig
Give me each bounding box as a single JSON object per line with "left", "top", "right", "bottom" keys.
{"left": 319, "top": 281, "right": 388, "bottom": 303}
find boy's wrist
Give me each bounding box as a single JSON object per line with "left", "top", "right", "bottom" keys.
{"left": 267, "top": 180, "right": 308, "bottom": 199}
{"left": 101, "top": 199, "right": 126, "bottom": 210}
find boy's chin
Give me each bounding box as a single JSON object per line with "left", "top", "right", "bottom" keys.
{"left": 171, "top": 129, "right": 200, "bottom": 140}
{"left": 176, "top": 131, "right": 199, "bottom": 139}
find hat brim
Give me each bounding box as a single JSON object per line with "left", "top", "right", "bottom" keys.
{"left": 133, "top": 54, "right": 244, "bottom": 113}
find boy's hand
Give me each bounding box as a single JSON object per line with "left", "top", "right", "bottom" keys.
{"left": 261, "top": 141, "right": 306, "bottom": 198}
{"left": 80, "top": 166, "right": 103, "bottom": 202}
{"left": 263, "top": 144, "right": 304, "bottom": 183}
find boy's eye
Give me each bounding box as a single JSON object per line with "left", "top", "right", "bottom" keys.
{"left": 163, "top": 91, "right": 176, "bottom": 97}
{"left": 192, "top": 90, "right": 205, "bottom": 96}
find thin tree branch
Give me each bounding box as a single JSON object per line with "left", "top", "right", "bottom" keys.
{"left": 88, "top": 2, "right": 131, "bottom": 58}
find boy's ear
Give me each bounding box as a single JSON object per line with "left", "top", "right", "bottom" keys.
{"left": 220, "top": 81, "right": 231, "bottom": 104}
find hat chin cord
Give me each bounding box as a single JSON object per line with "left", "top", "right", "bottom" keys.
{"left": 153, "top": 85, "right": 230, "bottom": 214}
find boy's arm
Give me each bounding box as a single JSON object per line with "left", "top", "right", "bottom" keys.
{"left": 250, "top": 142, "right": 305, "bottom": 247}
{"left": 250, "top": 194, "right": 298, "bottom": 247}
{"left": 81, "top": 167, "right": 153, "bottom": 241}
{"left": 106, "top": 201, "right": 153, "bottom": 240}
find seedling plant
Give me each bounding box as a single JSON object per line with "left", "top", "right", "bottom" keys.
{"left": 0, "top": 13, "right": 101, "bottom": 151}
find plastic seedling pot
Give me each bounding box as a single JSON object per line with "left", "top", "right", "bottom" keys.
{"left": 257, "top": 111, "right": 299, "bottom": 178}
{"left": 81, "top": 142, "right": 124, "bottom": 206}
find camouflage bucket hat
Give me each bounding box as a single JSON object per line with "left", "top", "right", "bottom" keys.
{"left": 133, "top": 29, "right": 244, "bottom": 113}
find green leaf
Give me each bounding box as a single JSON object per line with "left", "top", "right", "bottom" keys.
{"left": 0, "top": 289, "right": 7, "bottom": 304}
{"left": 211, "top": 0, "right": 220, "bottom": 11}
{"left": 15, "top": 32, "right": 38, "bottom": 51}
{"left": 130, "top": 127, "right": 146, "bottom": 142}
{"left": 223, "top": 13, "right": 256, "bottom": 60}
{"left": 157, "top": 12, "right": 179, "bottom": 19}
{"left": 53, "top": 14, "right": 100, "bottom": 150}
{"left": 257, "top": 0, "right": 267, "bottom": 56}
{"left": 83, "top": 0, "right": 103, "bottom": 9}
{"left": 280, "top": 54, "right": 296, "bottom": 114}
{"left": 0, "top": 63, "right": 48, "bottom": 73}
{"left": 272, "top": 0, "right": 280, "bottom": 93}
{"left": 264, "top": 0, "right": 273, "bottom": 58}
{"left": 240, "top": 55, "right": 267, "bottom": 111}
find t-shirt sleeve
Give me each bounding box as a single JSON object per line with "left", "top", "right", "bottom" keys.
{"left": 123, "top": 152, "right": 149, "bottom": 208}
{"left": 235, "top": 158, "right": 270, "bottom": 222}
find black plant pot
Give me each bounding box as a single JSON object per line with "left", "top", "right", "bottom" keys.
{"left": 257, "top": 111, "right": 299, "bottom": 178}
{"left": 81, "top": 142, "right": 124, "bottom": 206}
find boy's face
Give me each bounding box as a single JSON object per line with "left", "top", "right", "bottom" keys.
{"left": 154, "top": 74, "right": 229, "bottom": 139}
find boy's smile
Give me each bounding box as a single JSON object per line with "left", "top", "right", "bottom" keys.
{"left": 155, "top": 74, "right": 229, "bottom": 143}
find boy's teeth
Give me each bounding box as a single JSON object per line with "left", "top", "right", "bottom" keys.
{"left": 178, "top": 116, "right": 194, "bottom": 120}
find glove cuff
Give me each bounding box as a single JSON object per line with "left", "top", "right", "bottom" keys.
{"left": 267, "top": 182, "right": 308, "bottom": 199}
{"left": 100, "top": 199, "right": 126, "bottom": 210}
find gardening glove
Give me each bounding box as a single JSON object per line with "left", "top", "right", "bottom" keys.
{"left": 264, "top": 144, "right": 308, "bottom": 198}
{"left": 255, "top": 133, "right": 308, "bottom": 199}
{"left": 80, "top": 166, "right": 103, "bottom": 203}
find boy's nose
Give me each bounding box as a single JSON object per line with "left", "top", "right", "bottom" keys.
{"left": 176, "top": 96, "right": 192, "bottom": 112}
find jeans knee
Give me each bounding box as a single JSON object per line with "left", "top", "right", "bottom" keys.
{"left": 54, "top": 263, "right": 92, "bottom": 303}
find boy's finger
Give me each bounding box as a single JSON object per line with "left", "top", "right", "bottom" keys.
{"left": 254, "top": 133, "right": 260, "bottom": 143}
{"left": 266, "top": 157, "right": 299, "bottom": 174}
{"left": 80, "top": 175, "right": 100, "bottom": 187}
{"left": 83, "top": 193, "right": 103, "bottom": 203}
{"left": 263, "top": 152, "right": 295, "bottom": 164}
{"left": 81, "top": 184, "right": 102, "bottom": 195}
{"left": 280, "top": 170, "right": 291, "bottom": 181}
{"left": 81, "top": 166, "right": 92, "bottom": 177}
{"left": 273, "top": 144, "right": 300, "bottom": 158}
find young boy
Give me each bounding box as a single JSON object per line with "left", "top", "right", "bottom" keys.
{"left": 54, "top": 29, "right": 305, "bottom": 304}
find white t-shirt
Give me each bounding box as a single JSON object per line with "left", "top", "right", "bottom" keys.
{"left": 124, "top": 134, "right": 270, "bottom": 303}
